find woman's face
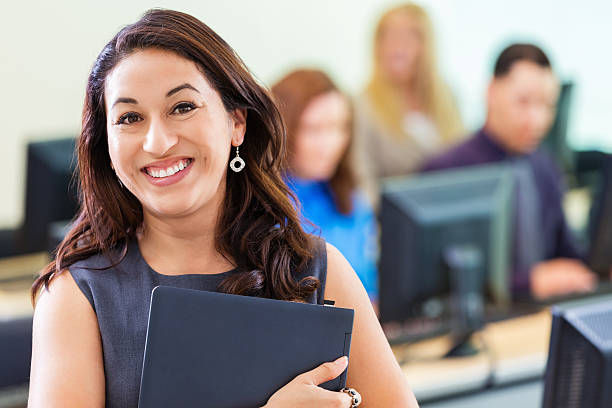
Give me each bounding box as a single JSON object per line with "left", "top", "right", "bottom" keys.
{"left": 291, "top": 91, "right": 350, "bottom": 181}
{"left": 377, "top": 12, "right": 424, "bottom": 84}
{"left": 104, "top": 49, "right": 246, "bottom": 219}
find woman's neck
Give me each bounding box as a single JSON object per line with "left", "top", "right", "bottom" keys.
{"left": 137, "top": 191, "right": 235, "bottom": 276}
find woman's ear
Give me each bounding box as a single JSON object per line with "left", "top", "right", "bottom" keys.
{"left": 230, "top": 108, "right": 247, "bottom": 146}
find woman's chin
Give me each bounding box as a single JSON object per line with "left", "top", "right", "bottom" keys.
{"left": 145, "top": 201, "right": 198, "bottom": 220}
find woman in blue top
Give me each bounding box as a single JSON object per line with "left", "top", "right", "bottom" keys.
{"left": 272, "top": 70, "right": 378, "bottom": 301}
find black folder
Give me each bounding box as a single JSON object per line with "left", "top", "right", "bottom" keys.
{"left": 138, "top": 286, "right": 354, "bottom": 408}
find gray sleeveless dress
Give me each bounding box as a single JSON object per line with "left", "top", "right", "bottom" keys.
{"left": 69, "top": 238, "right": 327, "bottom": 408}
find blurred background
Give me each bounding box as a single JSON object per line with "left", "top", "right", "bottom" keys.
{"left": 1, "top": 1, "right": 612, "bottom": 407}
{"left": 0, "top": 0, "right": 610, "bottom": 229}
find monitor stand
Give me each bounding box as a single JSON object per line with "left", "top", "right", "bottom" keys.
{"left": 443, "top": 245, "right": 485, "bottom": 358}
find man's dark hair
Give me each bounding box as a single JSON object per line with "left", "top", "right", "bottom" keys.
{"left": 494, "top": 43, "right": 551, "bottom": 77}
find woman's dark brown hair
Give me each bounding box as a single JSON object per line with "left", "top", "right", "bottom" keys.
{"left": 271, "top": 69, "right": 357, "bottom": 215}
{"left": 32, "top": 9, "right": 318, "bottom": 303}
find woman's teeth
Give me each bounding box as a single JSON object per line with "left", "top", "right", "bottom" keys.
{"left": 146, "top": 159, "right": 192, "bottom": 178}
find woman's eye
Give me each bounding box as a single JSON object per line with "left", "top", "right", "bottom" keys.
{"left": 116, "top": 112, "right": 141, "bottom": 125}
{"left": 172, "top": 102, "right": 196, "bottom": 115}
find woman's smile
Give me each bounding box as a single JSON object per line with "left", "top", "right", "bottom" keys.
{"left": 141, "top": 157, "right": 194, "bottom": 186}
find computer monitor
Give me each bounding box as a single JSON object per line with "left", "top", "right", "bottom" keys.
{"left": 541, "top": 81, "right": 575, "bottom": 176}
{"left": 0, "top": 317, "right": 32, "bottom": 389}
{"left": 542, "top": 294, "right": 612, "bottom": 408}
{"left": 378, "top": 163, "right": 514, "bottom": 330}
{"left": 588, "top": 153, "right": 612, "bottom": 278}
{"left": 15, "top": 137, "right": 79, "bottom": 254}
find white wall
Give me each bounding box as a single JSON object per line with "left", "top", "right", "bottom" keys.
{"left": 1, "top": 0, "right": 610, "bottom": 228}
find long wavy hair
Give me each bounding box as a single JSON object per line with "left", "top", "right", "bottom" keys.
{"left": 32, "top": 9, "right": 318, "bottom": 304}
{"left": 271, "top": 69, "right": 356, "bottom": 215}
{"left": 365, "top": 3, "right": 463, "bottom": 144}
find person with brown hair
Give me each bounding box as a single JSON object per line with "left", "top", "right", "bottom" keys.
{"left": 355, "top": 3, "right": 464, "bottom": 195}
{"left": 271, "top": 69, "right": 378, "bottom": 301}
{"left": 422, "top": 43, "right": 596, "bottom": 300}
{"left": 27, "top": 9, "right": 418, "bottom": 408}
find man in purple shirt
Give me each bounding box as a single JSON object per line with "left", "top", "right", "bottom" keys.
{"left": 422, "top": 43, "right": 596, "bottom": 300}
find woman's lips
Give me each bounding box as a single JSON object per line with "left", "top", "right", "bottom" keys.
{"left": 142, "top": 158, "right": 194, "bottom": 186}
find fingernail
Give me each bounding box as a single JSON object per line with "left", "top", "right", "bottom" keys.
{"left": 335, "top": 356, "right": 348, "bottom": 366}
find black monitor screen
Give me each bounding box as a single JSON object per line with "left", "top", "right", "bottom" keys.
{"left": 543, "top": 294, "right": 612, "bottom": 408}
{"left": 16, "top": 138, "right": 78, "bottom": 254}
{"left": 588, "top": 154, "right": 612, "bottom": 278}
{"left": 378, "top": 163, "right": 514, "bottom": 324}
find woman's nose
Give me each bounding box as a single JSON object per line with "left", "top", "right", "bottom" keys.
{"left": 142, "top": 118, "right": 179, "bottom": 156}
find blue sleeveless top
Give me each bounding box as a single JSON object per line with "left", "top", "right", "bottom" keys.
{"left": 68, "top": 238, "right": 327, "bottom": 408}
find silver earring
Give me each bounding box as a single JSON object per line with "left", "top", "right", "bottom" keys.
{"left": 229, "top": 145, "right": 245, "bottom": 173}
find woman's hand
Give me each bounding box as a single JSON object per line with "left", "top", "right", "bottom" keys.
{"left": 263, "top": 356, "right": 354, "bottom": 408}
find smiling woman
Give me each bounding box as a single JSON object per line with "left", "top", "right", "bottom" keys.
{"left": 105, "top": 49, "right": 245, "bottom": 217}
{"left": 27, "top": 8, "right": 418, "bottom": 408}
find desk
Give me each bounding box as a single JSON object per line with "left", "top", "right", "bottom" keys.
{"left": 0, "top": 253, "right": 553, "bottom": 407}
{"left": 421, "top": 380, "right": 543, "bottom": 408}
{"left": 393, "top": 310, "right": 551, "bottom": 404}
{"left": 0, "top": 253, "right": 46, "bottom": 407}
{"left": 0, "top": 252, "right": 47, "bottom": 319}
{"left": 0, "top": 252, "right": 48, "bottom": 281}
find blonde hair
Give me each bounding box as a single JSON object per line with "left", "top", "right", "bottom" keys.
{"left": 365, "top": 3, "right": 463, "bottom": 143}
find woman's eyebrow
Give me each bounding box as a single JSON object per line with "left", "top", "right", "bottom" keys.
{"left": 166, "top": 83, "right": 200, "bottom": 97}
{"left": 112, "top": 97, "right": 138, "bottom": 109}
{"left": 110, "top": 84, "right": 200, "bottom": 109}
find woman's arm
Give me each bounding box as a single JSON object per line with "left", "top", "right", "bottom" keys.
{"left": 28, "top": 271, "right": 105, "bottom": 407}
{"left": 324, "top": 243, "right": 419, "bottom": 407}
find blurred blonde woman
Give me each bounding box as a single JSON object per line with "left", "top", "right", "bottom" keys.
{"left": 355, "top": 3, "right": 464, "bottom": 188}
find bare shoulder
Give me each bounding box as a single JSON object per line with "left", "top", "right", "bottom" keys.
{"left": 323, "top": 243, "right": 419, "bottom": 407}
{"left": 35, "top": 269, "right": 86, "bottom": 307}
{"left": 29, "top": 270, "right": 105, "bottom": 407}
{"left": 33, "top": 269, "right": 97, "bottom": 331}
{"left": 323, "top": 242, "right": 377, "bottom": 325}
{"left": 324, "top": 242, "right": 368, "bottom": 304}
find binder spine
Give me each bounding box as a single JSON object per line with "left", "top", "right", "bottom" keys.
{"left": 336, "top": 332, "right": 353, "bottom": 389}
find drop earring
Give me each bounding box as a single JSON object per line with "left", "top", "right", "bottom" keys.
{"left": 229, "top": 145, "right": 245, "bottom": 173}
